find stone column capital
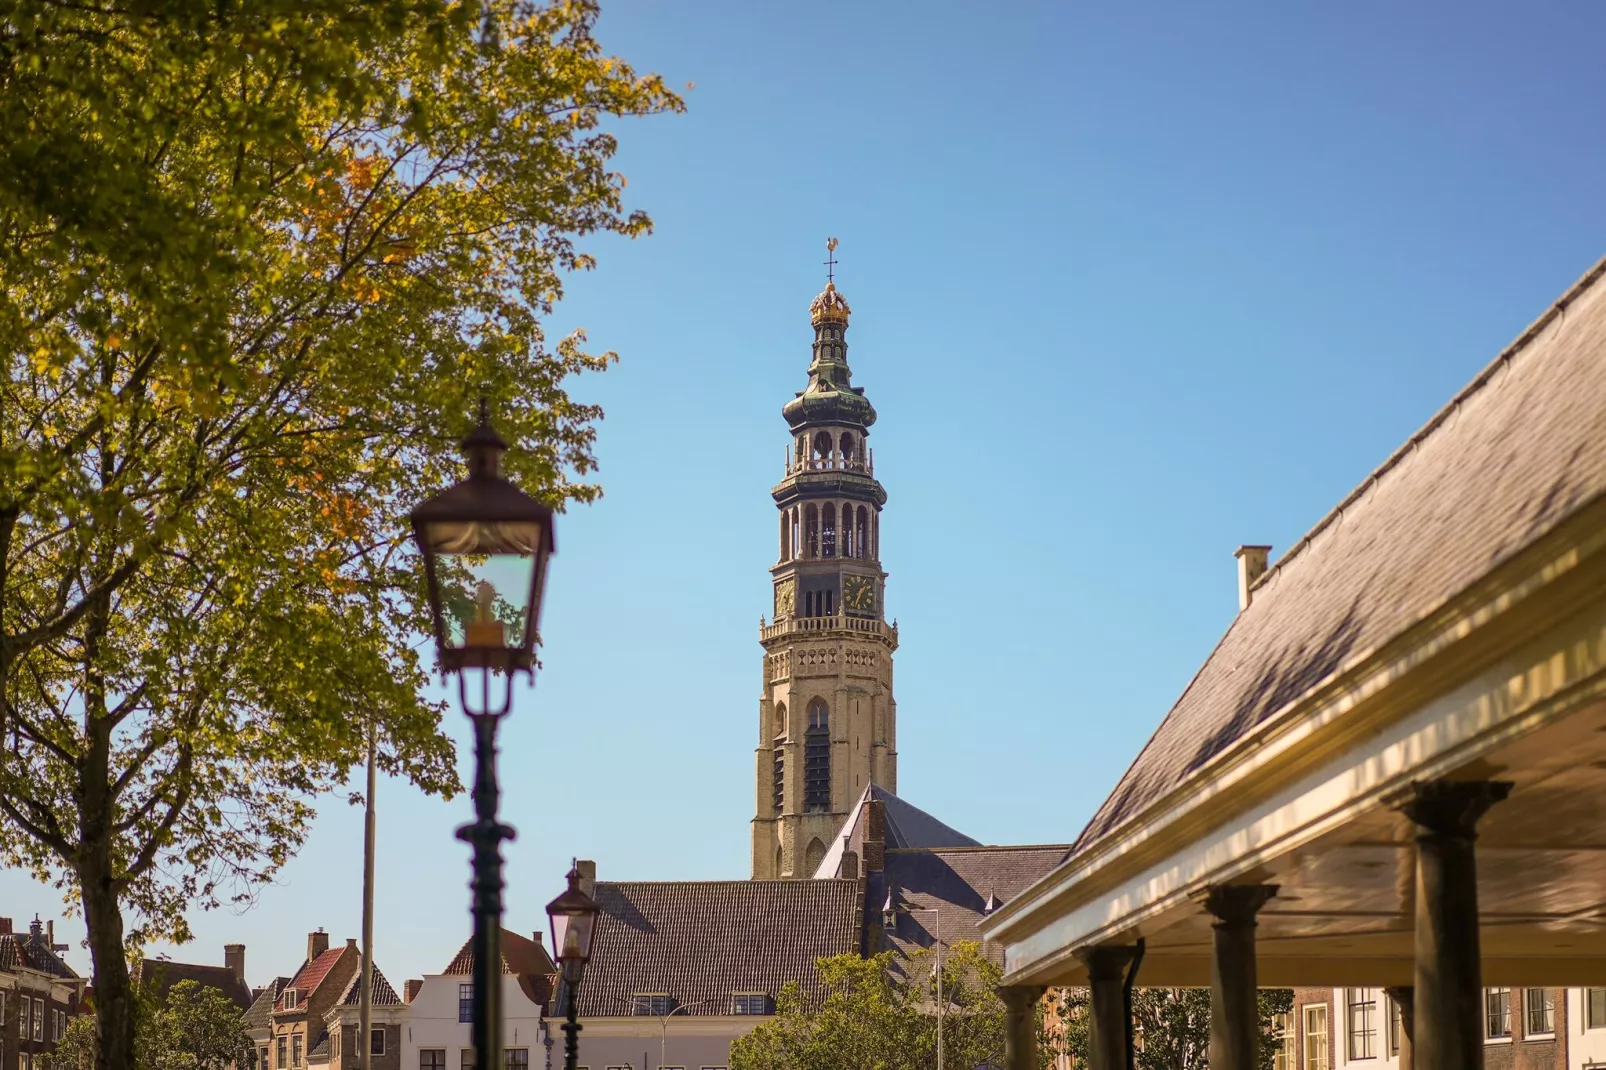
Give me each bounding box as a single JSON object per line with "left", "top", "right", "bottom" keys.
{"left": 998, "top": 984, "right": 1046, "bottom": 1014}
{"left": 1395, "top": 780, "right": 1512, "bottom": 840}
{"left": 1198, "top": 884, "right": 1278, "bottom": 927}
{"left": 1074, "top": 945, "right": 1141, "bottom": 983}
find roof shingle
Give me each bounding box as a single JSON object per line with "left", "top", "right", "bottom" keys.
{"left": 880, "top": 846, "right": 1071, "bottom": 967}
{"left": 1077, "top": 256, "right": 1606, "bottom": 852}
{"left": 575, "top": 879, "right": 863, "bottom": 1017}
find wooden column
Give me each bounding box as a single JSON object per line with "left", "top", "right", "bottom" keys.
{"left": 1384, "top": 985, "right": 1415, "bottom": 1070}
{"left": 1401, "top": 780, "right": 1510, "bottom": 1070}
{"left": 1075, "top": 947, "right": 1139, "bottom": 1070}
{"left": 1202, "top": 885, "right": 1277, "bottom": 1070}
{"left": 1000, "top": 985, "right": 1045, "bottom": 1070}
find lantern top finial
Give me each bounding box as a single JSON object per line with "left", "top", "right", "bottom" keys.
{"left": 461, "top": 396, "right": 508, "bottom": 477}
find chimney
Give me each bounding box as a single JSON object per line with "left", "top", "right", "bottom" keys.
{"left": 405, "top": 980, "right": 424, "bottom": 1004}
{"left": 531, "top": 932, "right": 544, "bottom": 950}
{"left": 575, "top": 859, "right": 597, "bottom": 900}
{"left": 224, "top": 944, "right": 246, "bottom": 984}
{"left": 839, "top": 850, "right": 859, "bottom": 880}
{"left": 307, "top": 929, "right": 329, "bottom": 964}
{"left": 1235, "top": 545, "right": 1271, "bottom": 612}
{"left": 862, "top": 797, "right": 886, "bottom": 874}
{"left": 0, "top": 918, "right": 12, "bottom": 935}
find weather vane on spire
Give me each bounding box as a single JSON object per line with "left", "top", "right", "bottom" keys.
{"left": 824, "top": 237, "right": 839, "bottom": 284}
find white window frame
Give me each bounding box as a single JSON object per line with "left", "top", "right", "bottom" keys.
{"left": 504, "top": 1050, "right": 530, "bottom": 1070}
{"left": 1303, "top": 1003, "right": 1329, "bottom": 1070}
{"left": 1345, "top": 989, "right": 1377, "bottom": 1060}
{"left": 419, "top": 1049, "right": 447, "bottom": 1070}
{"left": 371, "top": 1027, "right": 386, "bottom": 1056}
{"left": 32, "top": 997, "right": 43, "bottom": 1041}
{"left": 1271, "top": 1012, "right": 1290, "bottom": 1070}
{"left": 1525, "top": 989, "right": 1555, "bottom": 1037}
{"left": 1485, "top": 988, "right": 1512, "bottom": 1043}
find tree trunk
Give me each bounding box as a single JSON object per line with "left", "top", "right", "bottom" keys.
{"left": 81, "top": 849, "right": 135, "bottom": 1070}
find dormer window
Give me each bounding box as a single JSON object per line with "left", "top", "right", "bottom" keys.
{"left": 631, "top": 994, "right": 675, "bottom": 1016}
{"left": 282, "top": 988, "right": 299, "bottom": 1010}
{"left": 731, "top": 993, "right": 772, "bottom": 1016}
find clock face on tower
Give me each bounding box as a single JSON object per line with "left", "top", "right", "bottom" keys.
{"left": 843, "top": 575, "right": 876, "bottom": 615}
{"left": 774, "top": 578, "right": 796, "bottom": 618}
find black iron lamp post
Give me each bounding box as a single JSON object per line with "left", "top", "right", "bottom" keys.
{"left": 410, "top": 400, "right": 556, "bottom": 1070}
{"left": 546, "top": 864, "right": 600, "bottom": 1070}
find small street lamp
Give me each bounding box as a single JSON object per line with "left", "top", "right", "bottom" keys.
{"left": 547, "top": 864, "right": 601, "bottom": 1070}
{"left": 884, "top": 896, "right": 946, "bottom": 1070}
{"left": 411, "top": 400, "right": 556, "bottom": 1070}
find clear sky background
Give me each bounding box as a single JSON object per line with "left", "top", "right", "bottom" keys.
{"left": 7, "top": 0, "right": 1606, "bottom": 990}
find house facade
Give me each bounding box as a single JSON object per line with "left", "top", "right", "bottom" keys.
{"left": 398, "top": 928, "right": 552, "bottom": 1070}
{"left": 0, "top": 916, "right": 85, "bottom": 1070}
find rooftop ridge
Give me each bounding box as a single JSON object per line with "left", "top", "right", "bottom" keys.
{"left": 598, "top": 877, "right": 861, "bottom": 888}
{"left": 886, "top": 844, "right": 1073, "bottom": 854}
{"left": 1253, "top": 253, "right": 1606, "bottom": 595}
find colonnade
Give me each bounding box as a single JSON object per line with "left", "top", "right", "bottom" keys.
{"left": 1000, "top": 779, "right": 1510, "bottom": 1070}
{"left": 778, "top": 501, "right": 877, "bottom": 563}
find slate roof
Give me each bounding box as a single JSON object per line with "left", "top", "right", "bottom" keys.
{"left": 813, "top": 785, "right": 980, "bottom": 878}
{"left": 574, "top": 879, "right": 863, "bottom": 1017}
{"left": 337, "top": 965, "right": 402, "bottom": 1007}
{"left": 878, "top": 846, "right": 1072, "bottom": 968}
{"left": 275, "top": 946, "right": 348, "bottom": 1011}
{"left": 1076, "top": 256, "right": 1606, "bottom": 852}
{"left": 0, "top": 934, "right": 57, "bottom": 976}
{"left": 21, "top": 925, "right": 78, "bottom": 981}
{"left": 134, "top": 959, "right": 253, "bottom": 1012}
{"left": 243, "top": 978, "right": 290, "bottom": 1034}
{"left": 308, "top": 1028, "right": 331, "bottom": 1058}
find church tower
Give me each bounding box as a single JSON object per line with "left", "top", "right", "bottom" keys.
{"left": 752, "top": 253, "right": 899, "bottom": 880}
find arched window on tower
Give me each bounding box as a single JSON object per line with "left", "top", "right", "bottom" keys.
{"left": 804, "top": 504, "right": 819, "bottom": 558}
{"left": 804, "top": 700, "right": 830, "bottom": 812}
{"left": 840, "top": 433, "right": 856, "bottom": 470}
{"left": 842, "top": 506, "right": 854, "bottom": 558}
{"left": 804, "top": 837, "right": 827, "bottom": 877}
{"left": 822, "top": 503, "right": 837, "bottom": 558}
{"left": 813, "top": 432, "right": 832, "bottom": 469}
{"left": 779, "top": 512, "right": 790, "bottom": 562}
{"left": 856, "top": 507, "right": 869, "bottom": 560}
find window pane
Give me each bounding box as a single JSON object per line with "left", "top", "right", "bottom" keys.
{"left": 1346, "top": 989, "right": 1376, "bottom": 1060}
{"left": 1486, "top": 989, "right": 1511, "bottom": 1038}
{"left": 1304, "top": 1005, "right": 1329, "bottom": 1070}
{"left": 1525, "top": 989, "right": 1554, "bottom": 1035}
{"left": 1590, "top": 989, "right": 1606, "bottom": 1030}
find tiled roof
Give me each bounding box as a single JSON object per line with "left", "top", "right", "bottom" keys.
{"left": 276, "top": 947, "right": 347, "bottom": 1010}
{"left": 1076, "top": 256, "right": 1606, "bottom": 852}
{"left": 21, "top": 930, "right": 78, "bottom": 980}
{"left": 574, "top": 879, "right": 863, "bottom": 1017}
{"left": 0, "top": 934, "right": 52, "bottom": 975}
{"left": 814, "top": 786, "right": 980, "bottom": 878}
{"left": 243, "top": 978, "right": 290, "bottom": 1033}
{"left": 441, "top": 928, "right": 555, "bottom": 978}
{"left": 308, "top": 1028, "right": 331, "bottom": 1058}
{"left": 337, "top": 965, "right": 402, "bottom": 1007}
{"left": 879, "top": 846, "right": 1072, "bottom": 967}
{"left": 133, "top": 960, "right": 254, "bottom": 1012}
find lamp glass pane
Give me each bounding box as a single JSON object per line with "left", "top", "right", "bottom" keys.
{"left": 429, "top": 545, "right": 536, "bottom": 654}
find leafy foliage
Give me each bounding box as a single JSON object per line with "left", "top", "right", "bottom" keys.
{"left": 0, "top": 1, "right": 681, "bottom": 1066}
{"left": 1056, "top": 987, "right": 1294, "bottom": 1070}
{"left": 41, "top": 978, "right": 253, "bottom": 1070}
{"left": 730, "top": 944, "right": 1054, "bottom": 1070}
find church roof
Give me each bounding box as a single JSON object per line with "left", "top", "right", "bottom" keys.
{"left": 573, "top": 878, "right": 862, "bottom": 1017}
{"left": 812, "top": 785, "right": 980, "bottom": 879}
{"left": 880, "top": 845, "right": 1073, "bottom": 968}
{"left": 1075, "top": 254, "right": 1606, "bottom": 853}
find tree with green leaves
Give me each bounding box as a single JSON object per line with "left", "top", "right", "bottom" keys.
{"left": 0, "top": 3, "right": 681, "bottom": 1067}
{"left": 730, "top": 944, "right": 1055, "bottom": 1070}
{"left": 42, "top": 978, "right": 252, "bottom": 1070}
{"left": 1056, "top": 987, "right": 1295, "bottom": 1070}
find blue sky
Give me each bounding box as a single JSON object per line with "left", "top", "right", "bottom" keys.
{"left": 9, "top": 0, "right": 1606, "bottom": 989}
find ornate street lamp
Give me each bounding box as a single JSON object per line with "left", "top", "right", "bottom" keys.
{"left": 410, "top": 400, "right": 556, "bottom": 1070}
{"left": 547, "top": 864, "right": 600, "bottom": 1070}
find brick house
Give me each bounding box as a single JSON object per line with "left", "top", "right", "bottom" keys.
{"left": 0, "top": 916, "right": 86, "bottom": 1070}
{"left": 308, "top": 965, "right": 406, "bottom": 1070}
{"left": 267, "top": 932, "right": 361, "bottom": 1070}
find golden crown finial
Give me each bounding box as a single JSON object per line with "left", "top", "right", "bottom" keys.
{"left": 811, "top": 237, "right": 850, "bottom": 324}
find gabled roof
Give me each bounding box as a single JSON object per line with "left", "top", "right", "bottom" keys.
{"left": 813, "top": 785, "right": 979, "bottom": 878}
{"left": 573, "top": 879, "right": 862, "bottom": 1017}
{"left": 308, "top": 1028, "right": 331, "bottom": 1059}
{"left": 21, "top": 925, "right": 78, "bottom": 981}
{"left": 441, "top": 928, "right": 556, "bottom": 978}
{"left": 276, "top": 946, "right": 348, "bottom": 1011}
{"left": 1076, "top": 255, "right": 1606, "bottom": 852}
{"left": 243, "top": 978, "right": 290, "bottom": 1033}
{"left": 0, "top": 933, "right": 62, "bottom": 977}
{"left": 337, "top": 965, "right": 402, "bottom": 1007}
{"left": 133, "top": 960, "right": 253, "bottom": 1012}
{"left": 879, "top": 845, "right": 1072, "bottom": 968}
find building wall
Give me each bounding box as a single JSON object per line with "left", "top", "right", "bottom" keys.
{"left": 1291, "top": 988, "right": 1335, "bottom": 1070}
{"left": 1483, "top": 988, "right": 1566, "bottom": 1070}
{"left": 399, "top": 974, "right": 543, "bottom": 1069}
{"left": 561, "top": 1016, "right": 764, "bottom": 1070}
{"left": 1567, "top": 989, "right": 1606, "bottom": 1070}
